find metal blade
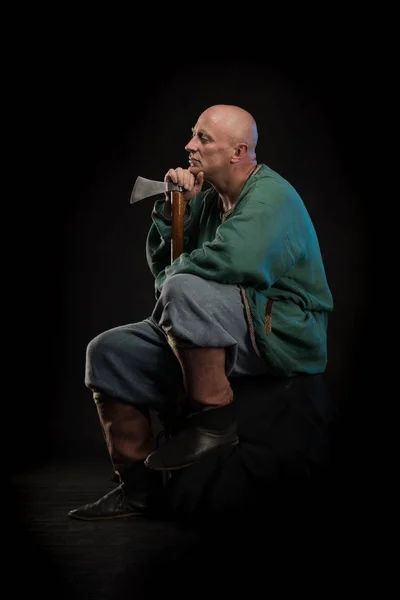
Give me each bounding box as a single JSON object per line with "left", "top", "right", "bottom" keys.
{"left": 130, "top": 176, "right": 182, "bottom": 204}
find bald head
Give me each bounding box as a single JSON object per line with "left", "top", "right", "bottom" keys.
{"left": 199, "top": 104, "right": 258, "bottom": 158}
{"left": 185, "top": 104, "right": 259, "bottom": 184}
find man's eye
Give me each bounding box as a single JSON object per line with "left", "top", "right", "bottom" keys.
{"left": 191, "top": 131, "right": 210, "bottom": 143}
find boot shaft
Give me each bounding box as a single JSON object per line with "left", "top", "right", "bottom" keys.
{"left": 95, "top": 395, "right": 156, "bottom": 464}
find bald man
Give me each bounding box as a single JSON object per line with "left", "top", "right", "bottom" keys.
{"left": 69, "top": 104, "right": 333, "bottom": 520}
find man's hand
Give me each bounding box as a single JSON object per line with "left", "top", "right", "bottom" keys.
{"left": 164, "top": 168, "right": 204, "bottom": 217}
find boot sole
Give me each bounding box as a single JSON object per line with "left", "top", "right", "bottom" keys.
{"left": 146, "top": 439, "right": 239, "bottom": 471}
{"left": 68, "top": 510, "right": 144, "bottom": 521}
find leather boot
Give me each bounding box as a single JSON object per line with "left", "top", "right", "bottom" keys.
{"left": 145, "top": 346, "right": 238, "bottom": 471}
{"left": 68, "top": 395, "right": 162, "bottom": 520}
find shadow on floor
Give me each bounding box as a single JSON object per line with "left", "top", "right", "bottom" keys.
{"left": 10, "top": 373, "right": 361, "bottom": 598}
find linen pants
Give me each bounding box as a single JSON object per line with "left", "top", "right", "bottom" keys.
{"left": 85, "top": 274, "right": 268, "bottom": 411}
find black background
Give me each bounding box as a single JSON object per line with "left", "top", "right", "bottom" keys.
{"left": 19, "top": 48, "right": 370, "bottom": 476}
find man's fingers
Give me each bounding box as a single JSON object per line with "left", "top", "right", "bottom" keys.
{"left": 176, "top": 167, "right": 195, "bottom": 191}
{"left": 164, "top": 167, "right": 202, "bottom": 203}
{"left": 164, "top": 169, "right": 177, "bottom": 184}
{"left": 165, "top": 168, "right": 195, "bottom": 191}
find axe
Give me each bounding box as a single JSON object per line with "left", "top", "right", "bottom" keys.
{"left": 130, "top": 176, "right": 186, "bottom": 262}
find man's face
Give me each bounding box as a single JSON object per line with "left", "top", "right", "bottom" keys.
{"left": 185, "top": 111, "right": 235, "bottom": 178}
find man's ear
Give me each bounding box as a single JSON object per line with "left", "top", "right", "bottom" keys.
{"left": 231, "top": 143, "right": 248, "bottom": 163}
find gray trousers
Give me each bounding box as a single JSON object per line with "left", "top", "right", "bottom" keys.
{"left": 85, "top": 274, "right": 268, "bottom": 410}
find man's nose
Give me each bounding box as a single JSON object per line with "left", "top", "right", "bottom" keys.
{"left": 185, "top": 138, "right": 197, "bottom": 153}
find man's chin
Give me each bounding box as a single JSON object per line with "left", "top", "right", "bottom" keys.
{"left": 188, "top": 164, "right": 201, "bottom": 174}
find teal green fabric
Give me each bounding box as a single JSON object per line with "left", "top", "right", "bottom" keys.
{"left": 146, "top": 164, "right": 333, "bottom": 376}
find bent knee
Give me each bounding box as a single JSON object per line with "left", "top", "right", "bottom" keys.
{"left": 86, "top": 328, "right": 122, "bottom": 363}
{"left": 162, "top": 273, "right": 208, "bottom": 301}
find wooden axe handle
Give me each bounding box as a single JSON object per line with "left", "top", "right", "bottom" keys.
{"left": 171, "top": 190, "right": 185, "bottom": 262}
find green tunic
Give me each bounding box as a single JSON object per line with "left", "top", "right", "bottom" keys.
{"left": 146, "top": 164, "right": 333, "bottom": 376}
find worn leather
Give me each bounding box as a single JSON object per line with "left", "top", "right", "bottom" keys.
{"left": 145, "top": 420, "right": 238, "bottom": 470}
{"left": 68, "top": 484, "right": 147, "bottom": 520}
{"left": 68, "top": 461, "right": 162, "bottom": 520}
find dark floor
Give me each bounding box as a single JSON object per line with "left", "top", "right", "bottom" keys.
{"left": 9, "top": 373, "right": 370, "bottom": 598}
{"left": 12, "top": 460, "right": 205, "bottom": 599}
{"left": 10, "top": 451, "right": 365, "bottom": 600}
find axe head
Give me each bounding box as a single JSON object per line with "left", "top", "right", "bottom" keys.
{"left": 130, "top": 176, "right": 183, "bottom": 204}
